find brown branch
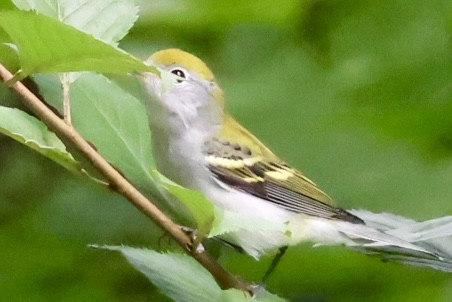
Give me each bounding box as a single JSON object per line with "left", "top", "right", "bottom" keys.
{"left": 0, "top": 64, "right": 249, "bottom": 292}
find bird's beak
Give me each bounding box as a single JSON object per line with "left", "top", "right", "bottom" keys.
{"left": 141, "top": 59, "right": 164, "bottom": 97}
{"left": 142, "top": 58, "right": 161, "bottom": 80}
{"left": 141, "top": 59, "right": 182, "bottom": 94}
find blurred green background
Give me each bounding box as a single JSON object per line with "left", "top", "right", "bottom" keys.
{"left": 1, "top": 0, "right": 451, "bottom": 301}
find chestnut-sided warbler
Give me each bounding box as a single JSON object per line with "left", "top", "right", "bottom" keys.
{"left": 142, "top": 48, "right": 452, "bottom": 272}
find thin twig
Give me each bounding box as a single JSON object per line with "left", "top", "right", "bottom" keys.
{"left": 0, "top": 64, "right": 248, "bottom": 292}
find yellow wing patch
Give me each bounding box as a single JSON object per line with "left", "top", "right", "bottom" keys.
{"left": 206, "top": 155, "right": 262, "bottom": 169}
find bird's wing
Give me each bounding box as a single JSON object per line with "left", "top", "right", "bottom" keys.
{"left": 204, "top": 116, "right": 362, "bottom": 223}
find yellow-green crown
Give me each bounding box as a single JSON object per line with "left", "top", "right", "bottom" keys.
{"left": 150, "top": 48, "right": 215, "bottom": 82}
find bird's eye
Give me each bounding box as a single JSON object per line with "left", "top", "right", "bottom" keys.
{"left": 170, "top": 68, "right": 186, "bottom": 83}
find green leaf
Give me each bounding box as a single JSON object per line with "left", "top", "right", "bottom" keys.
{"left": 222, "top": 289, "right": 287, "bottom": 302}
{"left": 69, "top": 73, "right": 155, "bottom": 191}
{"left": 34, "top": 73, "right": 175, "bottom": 210}
{"left": 11, "top": 0, "right": 60, "bottom": 18}
{"left": 154, "top": 171, "right": 215, "bottom": 239}
{"left": 0, "top": 106, "right": 80, "bottom": 173}
{"left": 0, "top": 42, "right": 20, "bottom": 72}
{"left": 0, "top": 10, "right": 153, "bottom": 77}
{"left": 12, "top": 0, "right": 139, "bottom": 46}
{"left": 93, "top": 245, "right": 287, "bottom": 302}
{"left": 33, "top": 72, "right": 156, "bottom": 190}
{"left": 94, "top": 246, "right": 222, "bottom": 302}
{"left": 10, "top": 0, "right": 142, "bottom": 85}
{"left": 31, "top": 74, "right": 64, "bottom": 112}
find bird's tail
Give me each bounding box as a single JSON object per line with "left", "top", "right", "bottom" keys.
{"left": 333, "top": 210, "right": 452, "bottom": 272}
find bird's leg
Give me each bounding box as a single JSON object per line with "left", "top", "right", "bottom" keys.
{"left": 178, "top": 226, "right": 206, "bottom": 253}
{"left": 261, "top": 246, "right": 288, "bottom": 283}
{"left": 212, "top": 237, "right": 246, "bottom": 253}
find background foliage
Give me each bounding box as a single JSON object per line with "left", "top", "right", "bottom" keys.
{"left": 0, "top": 0, "right": 451, "bottom": 301}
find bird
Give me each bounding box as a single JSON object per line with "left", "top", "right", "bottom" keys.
{"left": 141, "top": 48, "right": 452, "bottom": 274}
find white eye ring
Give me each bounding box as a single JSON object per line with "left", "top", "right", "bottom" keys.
{"left": 170, "top": 68, "right": 187, "bottom": 83}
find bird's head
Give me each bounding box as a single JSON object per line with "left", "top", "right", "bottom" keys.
{"left": 142, "top": 49, "right": 224, "bottom": 132}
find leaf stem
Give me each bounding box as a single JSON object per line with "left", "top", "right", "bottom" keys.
{"left": 0, "top": 63, "right": 249, "bottom": 292}
{"left": 61, "top": 73, "right": 72, "bottom": 125}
